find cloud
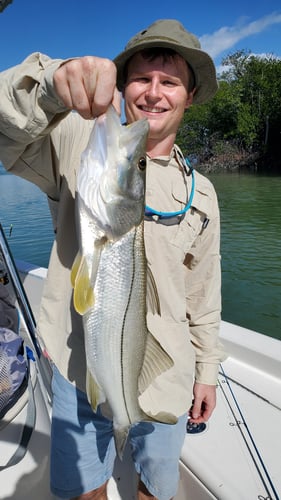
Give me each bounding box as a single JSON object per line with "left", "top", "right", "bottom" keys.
{"left": 200, "top": 12, "right": 281, "bottom": 59}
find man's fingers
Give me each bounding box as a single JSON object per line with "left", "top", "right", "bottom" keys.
{"left": 54, "top": 56, "right": 117, "bottom": 119}
{"left": 189, "top": 383, "right": 217, "bottom": 423}
{"left": 189, "top": 400, "right": 202, "bottom": 421}
{"left": 112, "top": 88, "right": 122, "bottom": 116}
{"left": 89, "top": 58, "right": 117, "bottom": 117}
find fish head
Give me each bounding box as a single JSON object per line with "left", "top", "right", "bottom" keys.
{"left": 99, "top": 107, "right": 149, "bottom": 239}
{"left": 78, "top": 106, "right": 149, "bottom": 241}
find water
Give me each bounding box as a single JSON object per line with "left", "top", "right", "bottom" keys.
{"left": 0, "top": 165, "right": 280, "bottom": 340}
{"left": 0, "top": 166, "right": 54, "bottom": 267}
{"left": 208, "top": 172, "right": 281, "bottom": 340}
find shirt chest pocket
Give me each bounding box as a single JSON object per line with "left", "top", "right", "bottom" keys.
{"left": 171, "top": 182, "right": 211, "bottom": 256}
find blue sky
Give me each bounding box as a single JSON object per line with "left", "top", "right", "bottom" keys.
{"left": 0, "top": 0, "right": 280, "bottom": 74}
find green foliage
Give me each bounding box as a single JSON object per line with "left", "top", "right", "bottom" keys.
{"left": 0, "top": 0, "right": 13, "bottom": 13}
{"left": 177, "top": 50, "right": 281, "bottom": 169}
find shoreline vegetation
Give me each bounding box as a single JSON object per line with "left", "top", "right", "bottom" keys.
{"left": 193, "top": 149, "right": 277, "bottom": 174}
{"left": 177, "top": 49, "right": 281, "bottom": 175}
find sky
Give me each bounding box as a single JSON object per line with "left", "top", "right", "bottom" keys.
{"left": 0, "top": 0, "right": 280, "bottom": 74}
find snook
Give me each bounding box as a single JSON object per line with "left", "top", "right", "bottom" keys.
{"left": 71, "top": 106, "right": 175, "bottom": 458}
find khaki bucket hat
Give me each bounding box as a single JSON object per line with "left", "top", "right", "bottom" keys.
{"left": 114, "top": 19, "right": 218, "bottom": 104}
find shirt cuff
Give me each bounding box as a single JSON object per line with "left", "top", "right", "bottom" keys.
{"left": 195, "top": 362, "right": 220, "bottom": 385}
{"left": 38, "top": 57, "right": 74, "bottom": 114}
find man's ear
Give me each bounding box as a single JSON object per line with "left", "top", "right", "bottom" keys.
{"left": 185, "top": 89, "right": 196, "bottom": 109}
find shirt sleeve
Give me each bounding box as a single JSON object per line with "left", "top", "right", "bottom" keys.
{"left": 184, "top": 183, "right": 227, "bottom": 385}
{"left": 0, "top": 52, "right": 72, "bottom": 198}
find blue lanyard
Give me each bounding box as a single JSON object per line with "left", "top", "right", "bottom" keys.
{"left": 144, "top": 158, "right": 195, "bottom": 220}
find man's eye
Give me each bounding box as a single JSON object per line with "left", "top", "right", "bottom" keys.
{"left": 135, "top": 77, "right": 149, "bottom": 83}
{"left": 162, "top": 80, "right": 176, "bottom": 86}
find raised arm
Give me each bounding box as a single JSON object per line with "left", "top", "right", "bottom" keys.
{"left": 0, "top": 53, "right": 119, "bottom": 198}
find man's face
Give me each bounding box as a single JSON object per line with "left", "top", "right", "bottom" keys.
{"left": 123, "top": 52, "right": 194, "bottom": 148}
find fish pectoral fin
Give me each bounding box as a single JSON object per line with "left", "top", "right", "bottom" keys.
{"left": 86, "top": 369, "right": 106, "bottom": 411}
{"left": 72, "top": 255, "right": 95, "bottom": 315}
{"left": 138, "top": 331, "right": 174, "bottom": 394}
{"left": 70, "top": 251, "right": 82, "bottom": 288}
{"left": 147, "top": 267, "right": 161, "bottom": 316}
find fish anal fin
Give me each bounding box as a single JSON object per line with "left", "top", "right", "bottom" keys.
{"left": 138, "top": 331, "right": 173, "bottom": 394}
{"left": 147, "top": 267, "right": 161, "bottom": 315}
{"left": 73, "top": 256, "right": 94, "bottom": 315}
{"left": 86, "top": 369, "right": 106, "bottom": 412}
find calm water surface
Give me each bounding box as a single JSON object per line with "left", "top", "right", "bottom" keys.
{"left": 0, "top": 167, "right": 54, "bottom": 266}
{"left": 208, "top": 172, "right": 281, "bottom": 340}
{"left": 0, "top": 165, "right": 280, "bottom": 340}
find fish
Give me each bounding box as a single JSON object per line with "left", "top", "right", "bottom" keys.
{"left": 71, "top": 106, "right": 175, "bottom": 458}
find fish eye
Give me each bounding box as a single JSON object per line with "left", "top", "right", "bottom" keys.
{"left": 138, "top": 157, "right": 146, "bottom": 171}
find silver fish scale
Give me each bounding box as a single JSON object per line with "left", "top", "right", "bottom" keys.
{"left": 83, "top": 224, "right": 147, "bottom": 428}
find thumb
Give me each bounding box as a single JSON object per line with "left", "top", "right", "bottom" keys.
{"left": 112, "top": 88, "right": 121, "bottom": 116}
{"left": 190, "top": 399, "right": 202, "bottom": 420}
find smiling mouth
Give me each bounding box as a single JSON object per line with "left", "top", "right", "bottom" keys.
{"left": 139, "top": 105, "right": 165, "bottom": 113}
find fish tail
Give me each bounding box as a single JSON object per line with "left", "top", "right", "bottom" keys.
{"left": 114, "top": 425, "right": 130, "bottom": 460}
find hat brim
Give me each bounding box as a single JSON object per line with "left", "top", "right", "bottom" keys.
{"left": 114, "top": 39, "right": 218, "bottom": 104}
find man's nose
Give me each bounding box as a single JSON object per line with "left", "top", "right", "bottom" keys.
{"left": 145, "top": 79, "right": 161, "bottom": 99}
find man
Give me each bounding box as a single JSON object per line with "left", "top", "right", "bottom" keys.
{"left": 0, "top": 19, "right": 226, "bottom": 500}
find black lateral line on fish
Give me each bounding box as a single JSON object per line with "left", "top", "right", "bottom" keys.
{"left": 120, "top": 229, "right": 137, "bottom": 425}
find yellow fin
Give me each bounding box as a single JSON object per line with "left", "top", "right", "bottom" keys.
{"left": 86, "top": 369, "right": 105, "bottom": 412}
{"left": 138, "top": 331, "right": 173, "bottom": 394}
{"left": 70, "top": 251, "right": 82, "bottom": 288}
{"left": 147, "top": 267, "right": 161, "bottom": 315}
{"left": 73, "top": 256, "right": 94, "bottom": 315}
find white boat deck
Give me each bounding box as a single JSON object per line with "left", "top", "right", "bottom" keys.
{"left": 0, "top": 260, "right": 280, "bottom": 500}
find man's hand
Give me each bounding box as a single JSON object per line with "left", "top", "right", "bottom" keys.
{"left": 189, "top": 382, "right": 216, "bottom": 423}
{"left": 53, "top": 56, "right": 120, "bottom": 119}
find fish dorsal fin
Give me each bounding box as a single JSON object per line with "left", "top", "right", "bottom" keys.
{"left": 146, "top": 267, "right": 161, "bottom": 316}
{"left": 138, "top": 331, "right": 173, "bottom": 394}
{"left": 72, "top": 254, "right": 95, "bottom": 315}
{"left": 86, "top": 369, "right": 106, "bottom": 412}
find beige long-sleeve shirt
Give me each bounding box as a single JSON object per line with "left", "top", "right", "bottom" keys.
{"left": 0, "top": 53, "right": 226, "bottom": 417}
